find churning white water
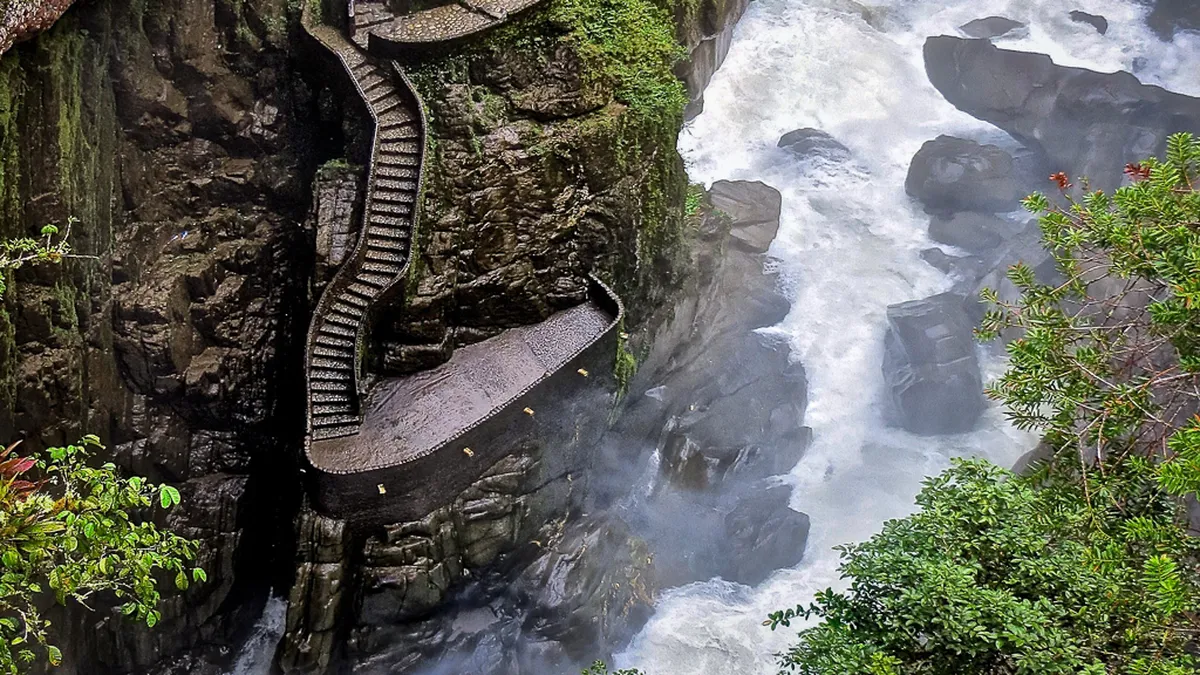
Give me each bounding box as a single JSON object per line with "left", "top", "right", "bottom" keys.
{"left": 618, "top": 1, "right": 1199, "bottom": 673}
{"left": 225, "top": 596, "right": 287, "bottom": 675}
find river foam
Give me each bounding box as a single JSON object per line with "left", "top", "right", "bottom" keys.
{"left": 618, "top": 1, "right": 1195, "bottom": 672}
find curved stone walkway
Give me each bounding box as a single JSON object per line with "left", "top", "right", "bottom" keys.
{"left": 301, "top": 3, "right": 624, "bottom": 521}
{"left": 352, "top": 0, "right": 547, "bottom": 50}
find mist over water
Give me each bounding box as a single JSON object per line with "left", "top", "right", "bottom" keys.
{"left": 618, "top": 1, "right": 1195, "bottom": 672}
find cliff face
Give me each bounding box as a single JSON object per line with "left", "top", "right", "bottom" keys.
{"left": 0, "top": 0, "right": 750, "bottom": 671}
{"left": 1, "top": 0, "right": 314, "bottom": 670}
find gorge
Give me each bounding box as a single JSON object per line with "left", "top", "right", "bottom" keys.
{"left": 0, "top": 0, "right": 1199, "bottom": 674}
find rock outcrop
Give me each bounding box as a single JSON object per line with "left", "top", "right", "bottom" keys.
{"left": 882, "top": 292, "right": 984, "bottom": 435}
{"left": 959, "top": 16, "right": 1025, "bottom": 39}
{"left": 905, "top": 135, "right": 1033, "bottom": 213}
{"left": 924, "top": 36, "right": 1200, "bottom": 191}
{"left": 674, "top": 0, "right": 752, "bottom": 118}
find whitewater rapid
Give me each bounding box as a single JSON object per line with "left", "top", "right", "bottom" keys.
{"left": 617, "top": 1, "right": 1199, "bottom": 673}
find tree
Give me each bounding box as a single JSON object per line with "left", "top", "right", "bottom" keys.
{"left": 772, "top": 134, "right": 1200, "bottom": 674}
{"left": 0, "top": 438, "right": 202, "bottom": 672}
{"left": 0, "top": 224, "right": 202, "bottom": 672}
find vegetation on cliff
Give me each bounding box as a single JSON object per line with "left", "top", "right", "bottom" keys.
{"left": 771, "top": 135, "right": 1200, "bottom": 674}
{"left": 0, "top": 232, "right": 200, "bottom": 673}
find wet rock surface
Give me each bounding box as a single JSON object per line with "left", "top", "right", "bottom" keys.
{"left": 924, "top": 36, "right": 1200, "bottom": 191}
{"left": 882, "top": 292, "right": 984, "bottom": 435}
{"left": 960, "top": 16, "right": 1026, "bottom": 39}
{"left": 1143, "top": 0, "right": 1200, "bottom": 39}
{"left": 905, "top": 135, "right": 1034, "bottom": 213}
{"left": 1068, "top": 10, "right": 1108, "bottom": 34}
{"left": 778, "top": 127, "right": 852, "bottom": 162}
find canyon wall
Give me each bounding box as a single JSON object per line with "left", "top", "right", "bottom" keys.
{"left": 0, "top": 0, "right": 755, "bottom": 671}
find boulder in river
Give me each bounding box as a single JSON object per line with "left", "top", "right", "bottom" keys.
{"left": 778, "top": 128, "right": 852, "bottom": 162}
{"left": 882, "top": 292, "right": 984, "bottom": 435}
{"left": 1069, "top": 10, "right": 1109, "bottom": 34}
{"left": 720, "top": 483, "right": 810, "bottom": 585}
{"left": 709, "top": 179, "right": 783, "bottom": 253}
{"left": 960, "top": 16, "right": 1026, "bottom": 39}
{"left": 923, "top": 36, "right": 1200, "bottom": 191}
{"left": 905, "top": 135, "right": 1029, "bottom": 213}
{"left": 1144, "top": 0, "right": 1200, "bottom": 40}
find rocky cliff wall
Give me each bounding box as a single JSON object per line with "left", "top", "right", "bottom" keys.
{"left": 0, "top": 0, "right": 752, "bottom": 671}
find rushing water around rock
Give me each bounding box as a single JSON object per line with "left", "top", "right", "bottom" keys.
{"left": 618, "top": 1, "right": 1200, "bottom": 672}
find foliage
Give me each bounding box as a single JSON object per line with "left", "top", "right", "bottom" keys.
{"left": 0, "top": 436, "right": 201, "bottom": 673}
{"left": 0, "top": 218, "right": 77, "bottom": 295}
{"left": 773, "top": 134, "right": 1200, "bottom": 674}
{"left": 544, "top": 0, "right": 687, "bottom": 121}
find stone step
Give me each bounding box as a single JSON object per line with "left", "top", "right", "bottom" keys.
{"left": 312, "top": 356, "right": 353, "bottom": 370}
{"left": 365, "top": 249, "right": 406, "bottom": 264}
{"left": 312, "top": 423, "right": 360, "bottom": 440}
{"left": 374, "top": 188, "right": 416, "bottom": 204}
{"left": 314, "top": 333, "right": 355, "bottom": 350}
{"left": 368, "top": 214, "right": 411, "bottom": 229}
{"left": 313, "top": 412, "right": 360, "bottom": 428}
{"left": 371, "top": 202, "right": 413, "bottom": 217}
{"left": 367, "top": 237, "right": 408, "bottom": 252}
{"left": 318, "top": 322, "right": 356, "bottom": 338}
{"left": 376, "top": 153, "right": 420, "bottom": 169}
{"left": 374, "top": 175, "right": 418, "bottom": 190}
{"left": 311, "top": 366, "right": 353, "bottom": 382}
{"left": 378, "top": 124, "right": 419, "bottom": 142}
{"left": 325, "top": 311, "right": 359, "bottom": 329}
{"left": 312, "top": 391, "right": 354, "bottom": 405}
{"left": 338, "top": 290, "right": 370, "bottom": 308}
{"left": 362, "top": 81, "right": 392, "bottom": 103}
{"left": 346, "top": 282, "right": 380, "bottom": 300}
{"left": 331, "top": 300, "right": 365, "bottom": 317}
{"left": 367, "top": 225, "right": 410, "bottom": 242}
{"left": 379, "top": 141, "right": 421, "bottom": 157}
{"left": 313, "top": 402, "right": 356, "bottom": 416}
{"left": 372, "top": 92, "right": 403, "bottom": 114}
{"left": 357, "top": 272, "right": 391, "bottom": 288}
{"left": 311, "top": 344, "right": 352, "bottom": 359}
{"left": 362, "top": 260, "right": 403, "bottom": 275}
{"left": 376, "top": 164, "right": 420, "bottom": 179}
{"left": 310, "top": 379, "right": 350, "bottom": 392}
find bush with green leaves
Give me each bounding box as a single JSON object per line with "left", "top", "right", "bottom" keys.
{"left": 772, "top": 134, "right": 1200, "bottom": 674}
{"left": 0, "top": 218, "right": 79, "bottom": 295}
{"left": 0, "top": 436, "right": 202, "bottom": 673}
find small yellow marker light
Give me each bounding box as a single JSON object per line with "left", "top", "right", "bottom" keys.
{"left": 463, "top": 447, "right": 475, "bottom": 457}
{"left": 377, "top": 484, "right": 387, "bottom": 495}
{"left": 524, "top": 407, "right": 535, "bottom": 416}
{"left": 577, "top": 368, "right": 589, "bottom": 377}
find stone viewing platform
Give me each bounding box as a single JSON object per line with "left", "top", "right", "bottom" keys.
{"left": 307, "top": 278, "right": 624, "bottom": 525}
{"left": 302, "top": 0, "right": 623, "bottom": 525}
{"left": 351, "top": 0, "right": 547, "bottom": 51}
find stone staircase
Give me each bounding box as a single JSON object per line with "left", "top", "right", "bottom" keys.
{"left": 303, "top": 20, "right": 426, "bottom": 441}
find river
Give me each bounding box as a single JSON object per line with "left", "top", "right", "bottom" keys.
{"left": 618, "top": 1, "right": 1199, "bottom": 672}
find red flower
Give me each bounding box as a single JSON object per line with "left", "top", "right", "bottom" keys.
{"left": 1050, "top": 172, "right": 1072, "bottom": 190}
{"left": 1124, "top": 163, "right": 1151, "bottom": 182}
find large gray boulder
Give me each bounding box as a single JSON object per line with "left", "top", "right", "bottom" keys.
{"left": 883, "top": 293, "right": 984, "bottom": 434}
{"left": 905, "top": 135, "right": 1030, "bottom": 213}
{"left": 923, "top": 36, "right": 1200, "bottom": 191}
{"left": 721, "top": 483, "right": 809, "bottom": 585}
{"left": 960, "top": 16, "right": 1026, "bottom": 39}
{"left": 709, "top": 180, "right": 783, "bottom": 252}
